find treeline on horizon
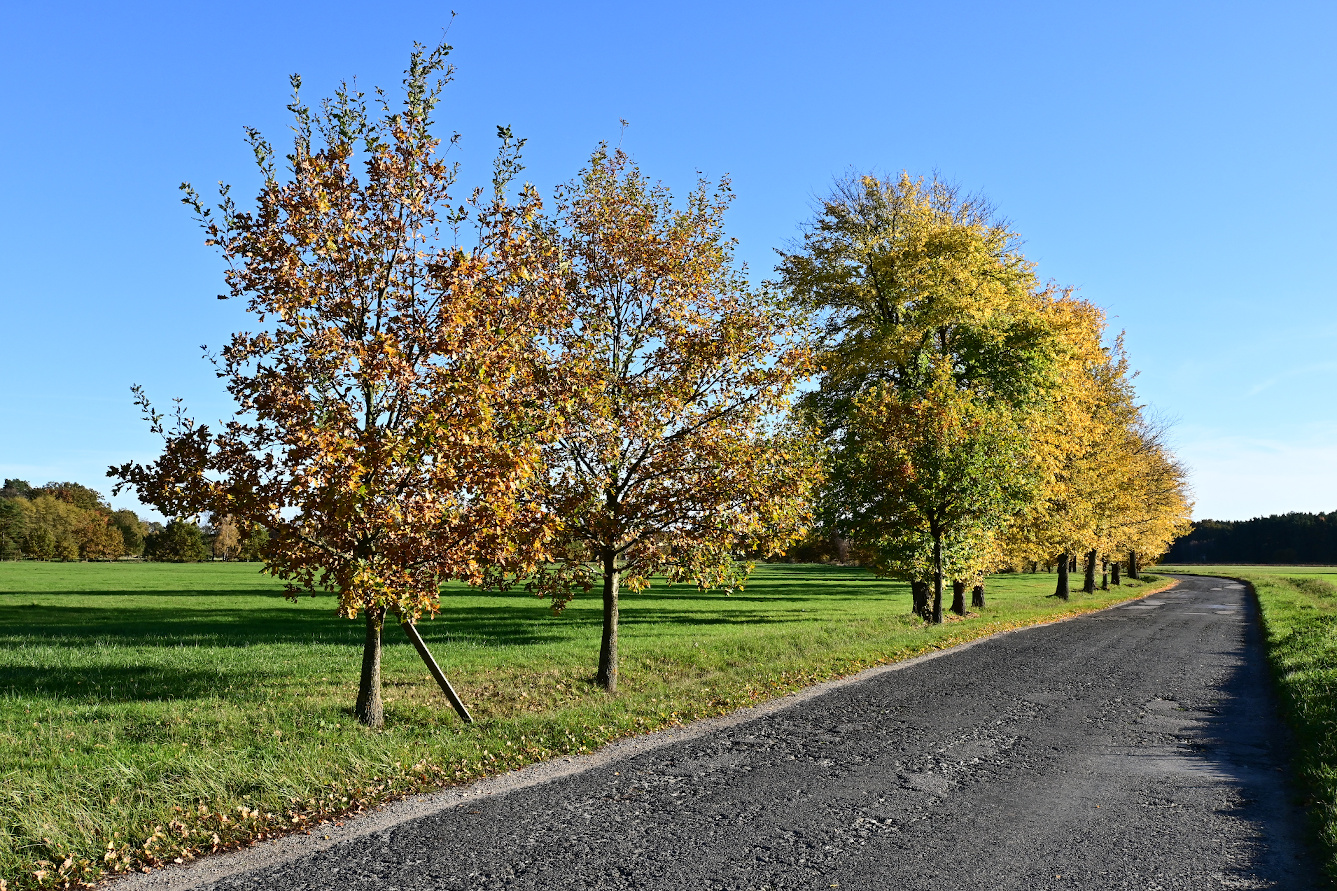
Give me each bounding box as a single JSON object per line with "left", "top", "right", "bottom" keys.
{"left": 1165, "top": 511, "right": 1337, "bottom": 564}
{"left": 0, "top": 479, "right": 267, "bottom": 562}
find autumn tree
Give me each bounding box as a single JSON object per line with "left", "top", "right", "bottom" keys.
{"left": 212, "top": 515, "right": 241, "bottom": 560}
{"left": 778, "top": 172, "right": 1058, "bottom": 609}
{"left": 993, "top": 294, "right": 1112, "bottom": 598}
{"left": 530, "top": 147, "right": 822, "bottom": 692}
{"left": 1104, "top": 416, "right": 1193, "bottom": 575}
{"left": 777, "top": 172, "right": 1057, "bottom": 435}
{"left": 111, "top": 43, "right": 566, "bottom": 727}
{"left": 997, "top": 298, "right": 1193, "bottom": 590}
{"left": 844, "top": 367, "right": 1036, "bottom": 622}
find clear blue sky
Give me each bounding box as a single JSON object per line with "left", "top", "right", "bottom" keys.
{"left": 2, "top": 0, "right": 1334, "bottom": 521}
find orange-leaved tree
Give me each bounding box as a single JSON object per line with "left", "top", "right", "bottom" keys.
{"left": 530, "top": 147, "right": 822, "bottom": 692}
{"left": 110, "top": 43, "right": 568, "bottom": 727}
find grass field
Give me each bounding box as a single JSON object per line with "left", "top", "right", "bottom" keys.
{"left": 0, "top": 562, "right": 1166, "bottom": 889}
{"left": 1155, "top": 564, "right": 1337, "bottom": 883}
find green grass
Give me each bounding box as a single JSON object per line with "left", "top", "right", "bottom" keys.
{"left": 1155, "top": 563, "right": 1337, "bottom": 883}
{"left": 0, "top": 562, "right": 1166, "bottom": 889}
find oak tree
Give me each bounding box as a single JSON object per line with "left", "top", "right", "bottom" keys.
{"left": 111, "top": 43, "right": 566, "bottom": 727}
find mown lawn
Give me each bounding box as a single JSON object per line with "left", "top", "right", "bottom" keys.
{"left": 0, "top": 562, "right": 1165, "bottom": 889}
{"left": 1156, "top": 564, "right": 1337, "bottom": 884}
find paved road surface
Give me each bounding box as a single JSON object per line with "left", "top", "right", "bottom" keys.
{"left": 136, "top": 575, "right": 1320, "bottom": 890}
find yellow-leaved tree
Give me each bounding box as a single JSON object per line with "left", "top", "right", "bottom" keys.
{"left": 843, "top": 365, "right": 1039, "bottom": 623}
{"left": 777, "top": 172, "right": 1058, "bottom": 616}
{"left": 530, "top": 147, "right": 823, "bottom": 692}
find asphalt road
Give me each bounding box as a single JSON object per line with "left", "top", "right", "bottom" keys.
{"left": 135, "top": 575, "right": 1320, "bottom": 890}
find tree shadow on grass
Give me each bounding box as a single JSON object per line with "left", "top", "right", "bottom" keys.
{"left": 0, "top": 564, "right": 904, "bottom": 653}
{"left": 0, "top": 600, "right": 578, "bottom": 649}
{"left": 0, "top": 664, "right": 275, "bottom": 704}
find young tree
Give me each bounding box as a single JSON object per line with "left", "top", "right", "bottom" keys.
{"left": 530, "top": 148, "right": 821, "bottom": 692}
{"left": 843, "top": 367, "right": 1037, "bottom": 623}
{"left": 111, "top": 43, "right": 567, "bottom": 727}
{"left": 212, "top": 515, "right": 241, "bottom": 560}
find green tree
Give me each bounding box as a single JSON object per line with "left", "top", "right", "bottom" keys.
{"left": 844, "top": 367, "right": 1037, "bottom": 623}
{"left": 0, "top": 498, "right": 25, "bottom": 559}
{"left": 24, "top": 523, "right": 55, "bottom": 561}
{"left": 111, "top": 509, "right": 148, "bottom": 556}
{"left": 236, "top": 524, "right": 269, "bottom": 562}
{"left": 145, "top": 520, "right": 208, "bottom": 562}
{"left": 0, "top": 479, "right": 34, "bottom": 500}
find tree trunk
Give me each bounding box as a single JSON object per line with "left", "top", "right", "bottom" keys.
{"left": 596, "top": 551, "right": 620, "bottom": 692}
{"left": 1112, "top": 561, "right": 1121, "bottom": 586}
{"left": 1101, "top": 571, "right": 1109, "bottom": 590}
{"left": 355, "top": 605, "right": 385, "bottom": 728}
{"left": 911, "top": 580, "right": 929, "bottom": 619}
{"left": 1083, "top": 549, "right": 1097, "bottom": 593}
{"left": 1070, "top": 555, "right": 1078, "bottom": 572}
{"left": 971, "top": 583, "right": 985, "bottom": 609}
{"left": 951, "top": 579, "right": 966, "bottom": 616}
{"left": 1055, "top": 552, "right": 1070, "bottom": 600}
{"left": 931, "top": 531, "right": 944, "bottom": 624}
{"left": 1128, "top": 549, "right": 1140, "bottom": 581}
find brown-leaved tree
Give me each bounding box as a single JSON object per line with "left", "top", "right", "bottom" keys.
{"left": 111, "top": 43, "right": 567, "bottom": 727}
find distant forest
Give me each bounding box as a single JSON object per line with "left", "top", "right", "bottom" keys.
{"left": 1164, "top": 512, "right": 1337, "bottom": 564}
{"left": 0, "top": 478, "right": 266, "bottom": 562}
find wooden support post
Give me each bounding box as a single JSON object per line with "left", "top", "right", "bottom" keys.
{"left": 400, "top": 620, "right": 473, "bottom": 724}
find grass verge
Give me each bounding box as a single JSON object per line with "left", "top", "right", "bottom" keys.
{"left": 0, "top": 562, "right": 1167, "bottom": 889}
{"left": 1157, "top": 564, "right": 1337, "bottom": 884}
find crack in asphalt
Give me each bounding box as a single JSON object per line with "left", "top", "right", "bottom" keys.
{"left": 115, "top": 575, "right": 1320, "bottom": 890}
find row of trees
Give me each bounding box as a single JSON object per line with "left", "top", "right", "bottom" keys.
{"left": 111, "top": 46, "right": 818, "bottom": 727}
{"left": 0, "top": 479, "right": 267, "bottom": 562}
{"left": 780, "top": 174, "right": 1193, "bottom": 621}
{"left": 111, "top": 42, "right": 1189, "bottom": 727}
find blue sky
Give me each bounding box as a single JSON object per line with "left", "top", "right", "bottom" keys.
{"left": 1, "top": 0, "right": 1334, "bottom": 521}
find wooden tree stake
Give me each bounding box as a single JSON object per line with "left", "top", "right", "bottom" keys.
{"left": 400, "top": 620, "right": 473, "bottom": 724}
